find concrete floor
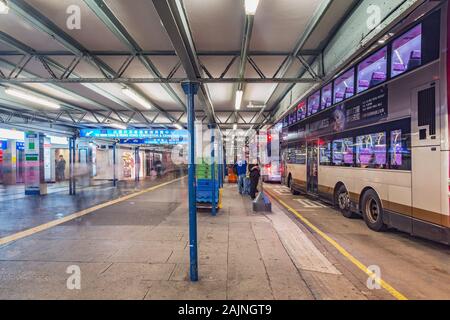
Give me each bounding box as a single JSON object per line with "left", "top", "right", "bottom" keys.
{"left": 0, "top": 177, "right": 447, "bottom": 300}
{"left": 264, "top": 184, "right": 450, "bottom": 300}
{"left": 0, "top": 173, "right": 182, "bottom": 238}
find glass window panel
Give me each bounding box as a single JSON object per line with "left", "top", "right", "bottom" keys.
{"left": 333, "top": 69, "right": 355, "bottom": 104}
{"left": 321, "top": 83, "right": 333, "bottom": 110}
{"left": 308, "top": 91, "right": 321, "bottom": 116}
{"left": 391, "top": 24, "right": 422, "bottom": 78}
{"left": 332, "top": 138, "right": 354, "bottom": 166}
{"left": 356, "top": 132, "right": 387, "bottom": 168}
{"left": 389, "top": 129, "right": 411, "bottom": 170}
{"left": 357, "top": 47, "right": 388, "bottom": 93}
{"left": 297, "top": 100, "right": 307, "bottom": 121}
{"left": 319, "top": 140, "right": 332, "bottom": 165}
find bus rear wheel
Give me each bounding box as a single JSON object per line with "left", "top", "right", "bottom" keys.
{"left": 335, "top": 185, "right": 356, "bottom": 218}
{"left": 361, "top": 190, "right": 387, "bottom": 232}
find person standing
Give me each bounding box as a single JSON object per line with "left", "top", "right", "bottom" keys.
{"left": 56, "top": 155, "right": 66, "bottom": 182}
{"left": 249, "top": 163, "right": 261, "bottom": 200}
{"left": 234, "top": 158, "right": 247, "bottom": 195}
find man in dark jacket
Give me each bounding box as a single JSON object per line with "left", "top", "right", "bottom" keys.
{"left": 249, "top": 164, "right": 260, "bottom": 200}
{"left": 55, "top": 155, "right": 66, "bottom": 181}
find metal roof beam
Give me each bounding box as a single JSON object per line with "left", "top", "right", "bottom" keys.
{"left": 0, "top": 78, "right": 319, "bottom": 84}
{"left": 8, "top": 0, "right": 178, "bottom": 126}
{"left": 248, "top": 0, "right": 333, "bottom": 132}
{"left": 151, "top": 0, "right": 216, "bottom": 124}
{"left": 0, "top": 50, "right": 321, "bottom": 57}
{"left": 83, "top": 0, "right": 187, "bottom": 112}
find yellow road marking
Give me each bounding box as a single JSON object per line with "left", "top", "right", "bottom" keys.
{"left": 265, "top": 189, "right": 408, "bottom": 301}
{"left": 0, "top": 177, "right": 185, "bottom": 247}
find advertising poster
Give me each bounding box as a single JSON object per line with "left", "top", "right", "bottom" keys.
{"left": 24, "top": 132, "right": 40, "bottom": 195}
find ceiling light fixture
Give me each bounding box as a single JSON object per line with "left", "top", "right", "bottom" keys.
{"left": 233, "top": 123, "right": 237, "bottom": 131}
{"left": 122, "top": 88, "right": 152, "bottom": 109}
{"left": 174, "top": 124, "right": 183, "bottom": 130}
{"left": 5, "top": 88, "right": 60, "bottom": 109}
{"left": 235, "top": 90, "right": 243, "bottom": 110}
{"left": 245, "top": 0, "right": 259, "bottom": 15}
{"left": 0, "top": 0, "right": 9, "bottom": 14}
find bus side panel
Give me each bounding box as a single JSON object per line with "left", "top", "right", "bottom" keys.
{"left": 287, "top": 164, "right": 307, "bottom": 191}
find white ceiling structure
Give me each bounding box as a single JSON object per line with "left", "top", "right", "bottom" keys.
{"left": 0, "top": 0, "right": 361, "bottom": 135}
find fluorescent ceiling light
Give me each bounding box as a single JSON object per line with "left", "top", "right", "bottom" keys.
{"left": 174, "top": 124, "right": 183, "bottom": 130}
{"left": 245, "top": 0, "right": 259, "bottom": 15}
{"left": 110, "top": 123, "right": 127, "bottom": 130}
{"left": 235, "top": 90, "right": 243, "bottom": 110}
{"left": 5, "top": 88, "right": 60, "bottom": 109}
{"left": 0, "top": 0, "right": 9, "bottom": 14}
{"left": 233, "top": 124, "right": 237, "bottom": 131}
{"left": 122, "top": 88, "right": 152, "bottom": 109}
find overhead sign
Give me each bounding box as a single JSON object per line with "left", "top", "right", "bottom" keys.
{"left": 80, "top": 129, "right": 189, "bottom": 140}
{"left": 119, "top": 138, "right": 187, "bottom": 145}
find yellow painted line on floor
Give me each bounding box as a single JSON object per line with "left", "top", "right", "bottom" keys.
{"left": 0, "top": 177, "right": 185, "bottom": 247}
{"left": 265, "top": 189, "right": 408, "bottom": 301}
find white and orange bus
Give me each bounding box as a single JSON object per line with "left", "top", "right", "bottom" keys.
{"left": 279, "top": 2, "right": 449, "bottom": 244}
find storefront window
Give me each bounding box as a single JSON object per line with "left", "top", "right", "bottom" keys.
{"left": 332, "top": 138, "right": 354, "bottom": 166}
{"left": 357, "top": 47, "right": 388, "bottom": 93}
{"left": 308, "top": 91, "right": 321, "bottom": 116}
{"left": 356, "top": 132, "right": 387, "bottom": 168}
{"left": 391, "top": 24, "right": 422, "bottom": 78}
{"left": 321, "top": 83, "right": 333, "bottom": 110}
{"left": 333, "top": 69, "right": 354, "bottom": 104}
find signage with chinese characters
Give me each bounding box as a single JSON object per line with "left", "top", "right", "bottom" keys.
{"left": 79, "top": 129, "right": 189, "bottom": 141}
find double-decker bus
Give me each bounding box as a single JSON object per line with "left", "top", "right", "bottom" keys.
{"left": 263, "top": 124, "right": 282, "bottom": 182}
{"left": 280, "top": 2, "right": 449, "bottom": 244}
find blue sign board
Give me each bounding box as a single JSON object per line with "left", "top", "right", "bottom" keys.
{"left": 80, "top": 129, "right": 188, "bottom": 141}
{"left": 119, "top": 138, "right": 186, "bottom": 145}
{"left": 16, "top": 142, "right": 25, "bottom": 151}
{"left": 0, "top": 140, "right": 6, "bottom": 150}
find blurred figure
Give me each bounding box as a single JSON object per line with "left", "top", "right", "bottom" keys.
{"left": 249, "top": 162, "right": 261, "bottom": 200}
{"left": 56, "top": 155, "right": 66, "bottom": 182}
{"left": 154, "top": 159, "right": 163, "bottom": 177}
{"left": 234, "top": 157, "right": 247, "bottom": 195}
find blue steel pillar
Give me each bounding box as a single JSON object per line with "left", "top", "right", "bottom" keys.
{"left": 181, "top": 81, "right": 199, "bottom": 282}
{"left": 69, "top": 137, "right": 76, "bottom": 195}
{"left": 209, "top": 124, "right": 216, "bottom": 216}
{"left": 112, "top": 142, "right": 117, "bottom": 187}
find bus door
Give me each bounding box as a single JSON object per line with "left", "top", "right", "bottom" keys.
{"left": 411, "top": 82, "right": 441, "bottom": 226}
{"left": 307, "top": 140, "right": 319, "bottom": 194}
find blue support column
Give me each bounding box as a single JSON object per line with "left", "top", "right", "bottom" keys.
{"left": 135, "top": 147, "right": 140, "bottom": 182}
{"left": 209, "top": 124, "right": 216, "bottom": 216}
{"left": 69, "top": 137, "right": 76, "bottom": 195}
{"left": 112, "top": 142, "right": 117, "bottom": 187}
{"left": 182, "top": 81, "right": 199, "bottom": 282}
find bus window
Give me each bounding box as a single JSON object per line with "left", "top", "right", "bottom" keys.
{"left": 334, "top": 69, "right": 354, "bottom": 104}
{"left": 308, "top": 91, "right": 321, "bottom": 116}
{"left": 297, "top": 100, "right": 307, "bottom": 120}
{"left": 321, "top": 83, "right": 332, "bottom": 110}
{"left": 357, "top": 47, "right": 387, "bottom": 93}
{"left": 356, "top": 132, "right": 387, "bottom": 168}
{"left": 332, "top": 138, "right": 354, "bottom": 166}
{"left": 390, "top": 129, "right": 411, "bottom": 170}
{"left": 319, "top": 140, "right": 332, "bottom": 166}
{"left": 391, "top": 24, "right": 422, "bottom": 78}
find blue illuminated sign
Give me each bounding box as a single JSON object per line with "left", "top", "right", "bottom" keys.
{"left": 16, "top": 142, "right": 25, "bottom": 151}
{"left": 119, "top": 138, "right": 186, "bottom": 145}
{"left": 79, "top": 129, "right": 188, "bottom": 141}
